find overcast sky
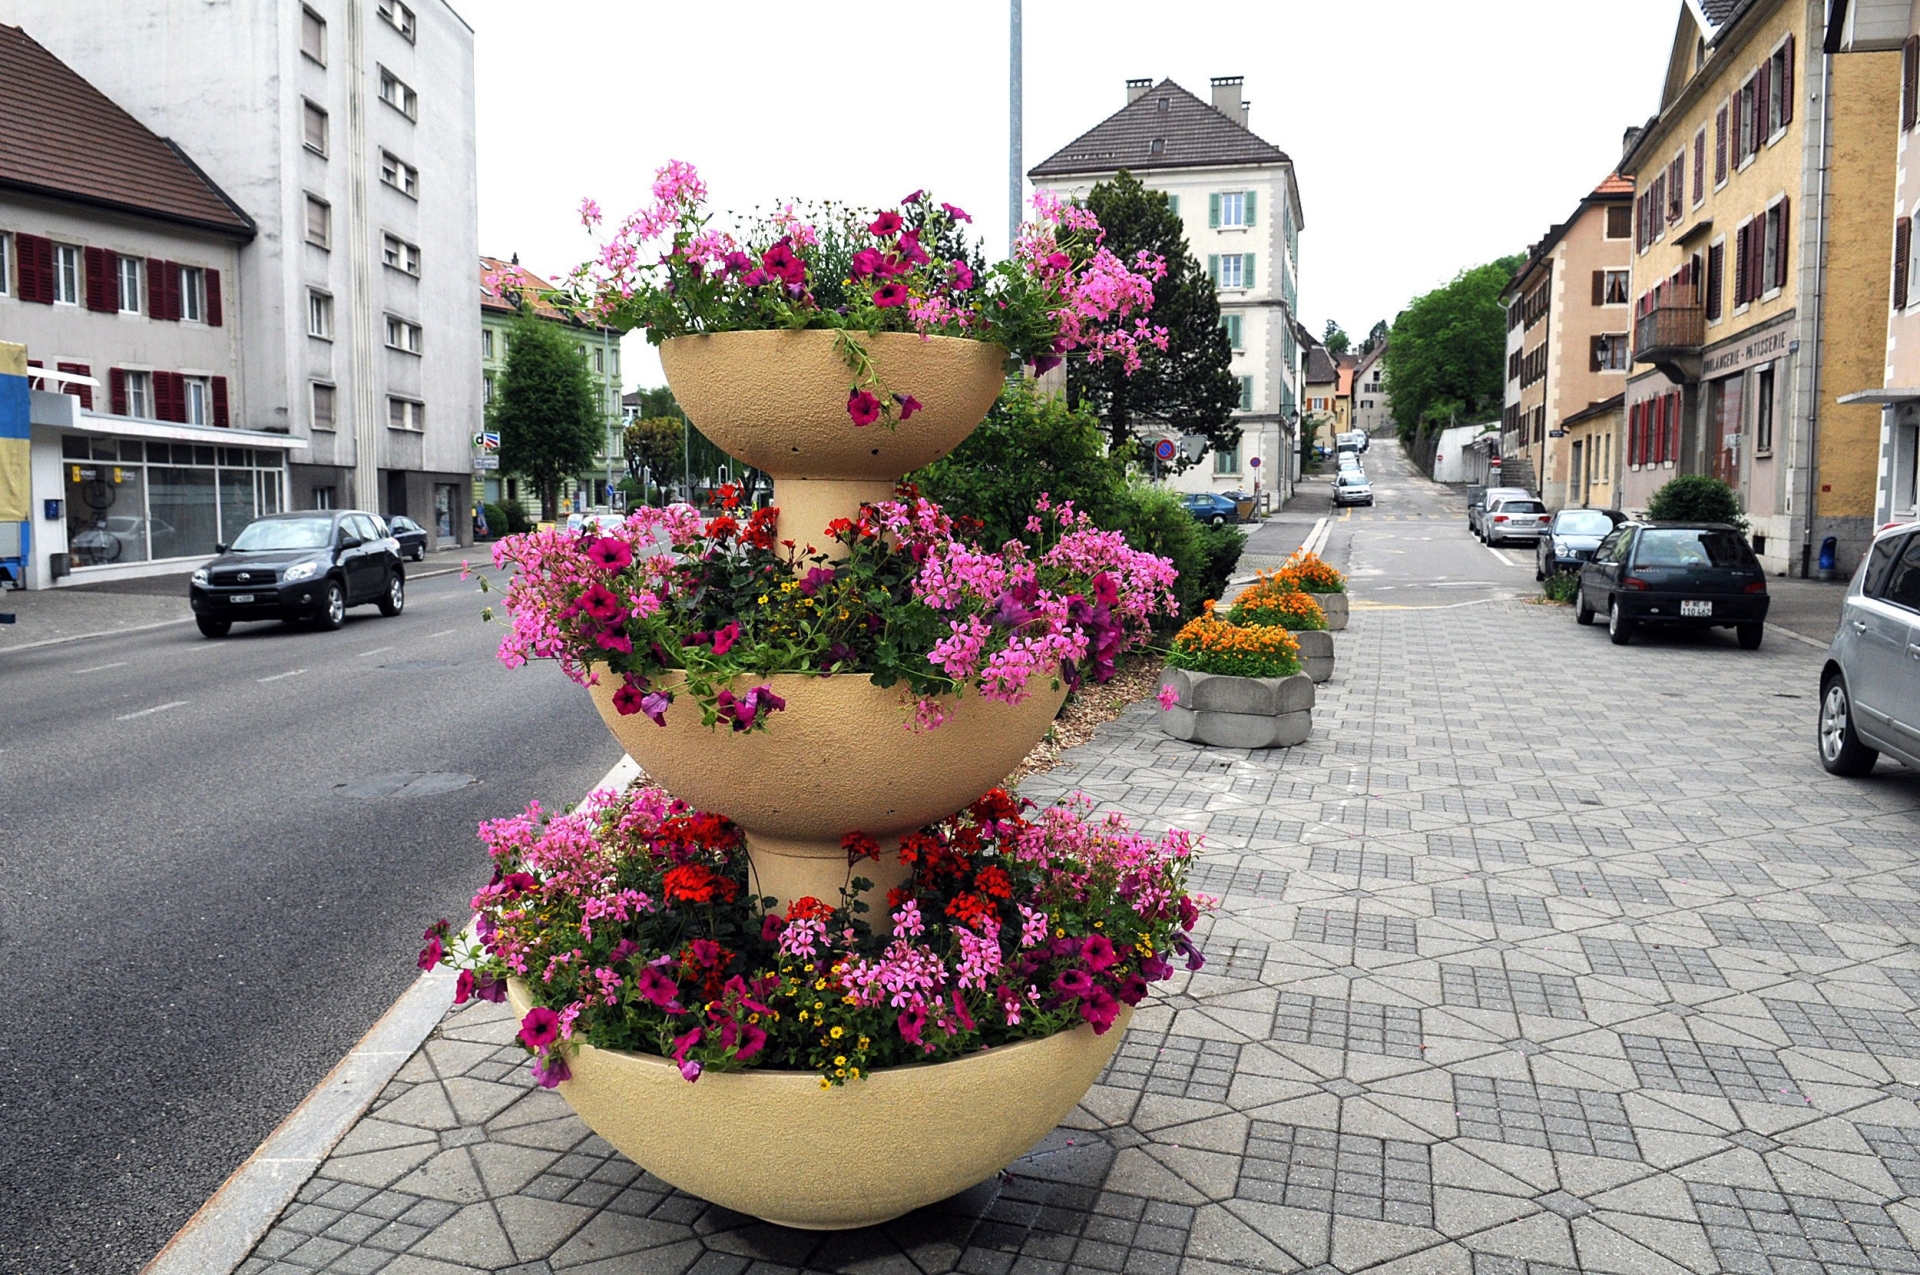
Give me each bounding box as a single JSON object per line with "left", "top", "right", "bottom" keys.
{"left": 459, "top": 0, "right": 1679, "bottom": 388}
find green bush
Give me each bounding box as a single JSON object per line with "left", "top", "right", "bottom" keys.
{"left": 1112, "top": 482, "right": 1214, "bottom": 622}
{"left": 1540, "top": 571, "right": 1580, "bottom": 604}
{"left": 492, "top": 499, "right": 534, "bottom": 535}
{"left": 1196, "top": 524, "right": 1246, "bottom": 606}
{"left": 1647, "top": 474, "right": 1745, "bottom": 528}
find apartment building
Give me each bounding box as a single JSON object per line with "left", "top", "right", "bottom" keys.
{"left": 10, "top": 0, "right": 481, "bottom": 549}
{"left": 1351, "top": 341, "right": 1392, "bottom": 437}
{"left": 1498, "top": 174, "right": 1636, "bottom": 509}
{"left": 1302, "top": 342, "right": 1339, "bottom": 449}
{"left": 1030, "top": 76, "right": 1305, "bottom": 505}
{"left": 1621, "top": 0, "right": 1898, "bottom": 573}
{"left": 0, "top": 25, "right": 289, "bottom": 589}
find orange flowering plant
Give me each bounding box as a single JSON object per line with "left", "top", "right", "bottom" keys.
{"left": 1228, "top": 587, "right": 1327, "bottom": 631}
{"left": 1263, "top": 550, "right": 1346, "bottom": 594}
{"left": 1164, "top": 607, "right": 1302, "bottom": 679}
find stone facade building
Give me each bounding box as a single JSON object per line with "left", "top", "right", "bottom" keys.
{"left": 1351, "top": 341, "right": 1392, "bottom": 437}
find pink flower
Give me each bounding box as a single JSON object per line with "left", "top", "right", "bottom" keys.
{"left": 901, "top": 189, "right": 925, "bottom": 204}
{"left": 1157, "top": 684, "right": 1181, "bottom": 711}
{"left": 894, "top": 393, "right": 923, "bottom": 420}
{"left": 872, "top": 282, "right": 909, "bottom": 308}
{"left": 710, "top": 621, "right": 740, "bottom": 656}
{"left": 761, "top": 239, "right": 803, "bottom": 284}
{"left": 949, "top": 259, "right": 975, "bottom": 291}
{"left": 847, "top": 390, "right": 882, "bottom": 426}
{"left": 530, "top": 1054, "right": 571, "bottom": 1088}
{"left": 579, "top": 583, "right": 622, "bottom": 622}
{"left": 1082, "top": 935, "right": 1118, "bottom": 972}
{"left": 416, "top": 933, "right": 443, "bottom": 971}
{"left": 517, "top": 1006, "right": 562, "bottom": 1051}
{"left": 1053, "top": 968, "right": 1094, "bottom": 998}
{"left": 585, "top": 537, "right": 632, "bottom": 571}
{"left": 578, "top": 197, "right": 602, "bottom": 228}
{"left": 611, "top": 677, "right": 649, "bottom": 716}
{"left": 640, "top": 690, "right": 671, "bottom": 726}
{"left": 634, "top": 964, "right": 682, "bottom": 1009}
{"left": 941, "top": 202, "right": 972, "bottom": 223}
{"left": 869, "top": 210, "right": 902, "bottom": 237}
{"left": 851, "top": 248, "right": 883, "bottom": 279}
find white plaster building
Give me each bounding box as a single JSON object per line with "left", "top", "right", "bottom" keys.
{"left": 7, "top": 0, "right": 481, "bottom": 547}
{"left": 1030, "top": 76, "right": 1305, "bottom": 507}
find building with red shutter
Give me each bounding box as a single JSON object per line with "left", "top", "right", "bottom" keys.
{"left": 1619, "top": 0, "right": 1898, "bottom": 575}
{"left": 0, "top": 24, "right": 285, "bottom": 589}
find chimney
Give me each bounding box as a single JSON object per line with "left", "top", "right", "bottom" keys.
{"left": 1240, "top": 100, "right": 1251, "bottom": 129}
{"left": 1621, "top": 125, "right": 1643, "bottom": 158}
{"left": 1210, "top": 75, "right": 1243, "bottom": 119}
{"left": 1126, "top": 77, "right": 1152, "bottom": 105}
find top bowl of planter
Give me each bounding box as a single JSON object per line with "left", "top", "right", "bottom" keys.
{"left": 659, "top": 331, "right": 1009, "bottom": 481}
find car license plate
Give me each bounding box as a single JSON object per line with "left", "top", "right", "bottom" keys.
{"left": 1680, "top": 600, "right": 1712, "bottom": 617}
{"left": 231, "top": 593, "right": 254, "bottom": 603}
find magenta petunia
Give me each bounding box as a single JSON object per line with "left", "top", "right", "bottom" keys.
{"left": 940, "top": 201, "right": 972, "bottom": 223}
{"left": 584, "top": 536, "right": 633, "bottom": 571}
{"left": 530, "top": 1054, "right": 571, "bottom": 1088}
{"left": 847, "top": 389, "right": 882, "bottom": 426}
{"left": 611, "top": 679, "right": 647, "bottom": 716}
{"left": 1080, "top": 986, "right": 1120, "bottom": 1033}
{"left": 850, "top": 248, "right": 882, "bottom": 279}
{"left": 454, "top": 969, "right": 475, "bottom": 1004}
{"left": 579, "top": 583, "right": 623, "bottom": 622}
{"left": 416, "top": 933, "right": 443, "bottom": 971}
{"left": 949, "top": 259, "right": 975, "bottom": 291}
{"left": 517, "top": 1006, "right": 562, "bottom": 1051}
{"left": 893, "top": 393, "right": 923, "bottom": 421}
{"left": 868, "top": 210, "right": 902, "bottom": 237}
{"left": 1053, "top": 967, "right": 1094, "bottom": 998}
{"left": 710, "top": 621, "right": 740, "bottom": 656}
{"left": 596, "top": 630, "right": 633, "bottom": 654}
{"left": 1081, "top": 934, "right": 1118, "bottom": 972}
{"left": 634, "top": 964, "right": 682, "bottom": 1009}
{"left": 872, "top": 282, "right": 909, "bottom": 308}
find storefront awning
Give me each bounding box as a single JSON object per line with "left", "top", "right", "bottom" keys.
{"left": 1836, "top": 387, "right": 1920, "bottom": 405}
{"left": 29, "top": 391, "right": 307, "bottom": 450}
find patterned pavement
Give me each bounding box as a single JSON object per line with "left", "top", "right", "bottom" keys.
{"left": 236, "top": 590, "right": 1920, "bottom": 1274}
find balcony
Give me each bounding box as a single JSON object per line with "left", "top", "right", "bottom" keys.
{"left": 1633, "top": 285, "right": 1704, "bottom": 382}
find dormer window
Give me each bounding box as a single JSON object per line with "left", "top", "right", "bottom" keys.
{"left": 1150, "top": 137, "right": 1165, "bottom": 156}
{"left": 1157, "top": 96, "right": 1170, "bottom": 112}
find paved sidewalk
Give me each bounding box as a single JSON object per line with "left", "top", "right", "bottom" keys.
{"left": 229, "top": 594, "right": 1920, "bottom": 1274}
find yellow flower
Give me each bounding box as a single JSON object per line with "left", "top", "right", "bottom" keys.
{"left": 747, "top": 1013, "right": 760, "bottom": 1024}
{"left": 830, "top": 1026, "right": 844, "bottom": 1039}
{"left": 849, "top": 1067, "right": 861, "bottom": 1079}
{"left": 814, "top": 978, "right": 827, "bottom": 990}
{"left": 814, "top": 1000, "right": 824, "bottom": 1010}
{"left": 835, "top": 1067, "right": 846, "bottom": 1077}
{"left": 858, "top": 1036, "right": 870, "bottom": 1050}
{"left": 819, "top": 1076, "right": 832, "bottom": 1090}
{"left": 758, "top": 594, "right": 769, "bottom": 605}
{"left": 834, "top": 1055, "right": 847, "bottom": 1067}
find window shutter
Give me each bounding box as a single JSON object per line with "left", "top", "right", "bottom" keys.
{"left": 1243, "top": 253, "right": 1255, "bottom": 288}
{"left": 148, "top": 258, "right": 172, "bottom": 320}
{"left": 205, "top": 268, "right": 222, "bottom": 326}
{"left": 212, "top": 375, "right": 229, "bottom": 428}
{"left": 110, "top": 368, "right": 127, "bottom": 415}
{"left": 1629, "top": 403, "right": 1641, "bottom": 466}
{"left": 33, "top": 235, "right": 54, "bottom": 303}
{"left": 1593, "top": 270, "right": 1605, "bottom": 306}
{"left": 84, "top": 247, "right": 113, "bottom": 312}
{"left": 1734, "top": 223, "right": 1749, "bottom": 304}
{"left": 1207, "top": 254, "right": 1219, "bottom": 285}
{"left": 1899, "top": 218, "right": 1913, "bottom": 309}
{"left": 1243, "top": 190, "right": 1256, "bottom": 226}
{"left": 1753, "top": 213, "right": 1768, "bottom": 294}
{"left": 1781, "top": 34, "right": 1795, "bottom": 126}
{"left": 1208, "top": 193, "right": 1220, "bottom": 228}
{"left": 153, "top": 370, "right": 173, "bottom": 422}
{"left": 1693, "top": 129, "right": 1705, "bottom": 203}
{"left": 1774, "top": 196, "right": 1790, "bottom": 289}
{"left": 1707, "top": 241, "right": 1724, "bottom": 320}
{"left": 57, "top": 362, "right": 93, "bottom": 410}
{"left": 1590, "top": 335, "right": 1602, "bottom": 372}
{"left": 1756, "top": 62, "right": 1771, "bottom": 140}
{"left": 1715, "top": 104, "right": 1728, "bottom": 184}
{"left": 1905, "top": 35, "right": 1918, "bottom": 132}
{"left": 16, "top": 234, "right": 51, "bottom": 304}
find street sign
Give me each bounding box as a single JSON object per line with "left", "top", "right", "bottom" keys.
{"left": 1153, "top": 439, "right": 1177, "bottom": 461}
{"left": 1248, "top": 456, "right": 1261, "bottom": 468}
{"left": 472, "top": 431, "right": 500, "bottom": 451}
{"left": 473, "top": 455, "right": 499, "bottom": 471}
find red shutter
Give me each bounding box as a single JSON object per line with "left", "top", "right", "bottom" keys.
{"left": 1775, "top": 196, "right": 1791, "bottom": 290}
{"left": 1629, "top": 403, "right": 1641, "bottom": 466}
{"left": 148, "top": 258, "right": 173, "bottom": 320}
{"left": 84, "top": 247, "right": 113, "bottom": 312}
{"left": 1752, "top": 215, "right": 1768, "bottom": 296}
{"left": 1715, "top": 105, "right": 1729, "bottom": 184}
{"left": 1899, "top": 218, "right": 1913, "bottom": 310}
{"left": 152, "top": 371, "right": 173, "bottom": 422}
{"left": 1707, "top": 242, "right": 1724, "bottom": 320}
{"left": 211, "top": 376, "right": 229, "bottom": 428}
{"left": 1781, "top": 35, "right": 1795, "bottom": 127}
{"left": 1905, "top": 35, "right": 1918, "bottom": 133}
{"left": 56, "top": 362, "right": 93, "bottom": 410}
{"left": 1593, "top": 271, "right": 1605, "bottom": 306}
{"left": 1756, "top": 62, "right": 1771, "bottom": 142}
{"left": 16, "top": 234, "right": 51, "bottom": 304}
{"left": 205, "top": 268, "right": 222, "bottom": 326}
{"left": 1734, "top": 224, "right": 1748, "bottom": 304}
{"left": 110, "top": 368, "right": 128, "bottom": 416}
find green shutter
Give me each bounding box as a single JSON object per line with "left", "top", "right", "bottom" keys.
{"left": 1167, "top": 193, "right": 1180, "bottom": 217}
{"left": 1209, "top": 193, "right": 1221, "bottom": 227}
{"left": 1243, "top": 254, "right": 1255, "bottom": 289}
{"left": 1244, "top": 190, "right": 1256, "bottom": 226}
{"left": 1208, "top": 254, "right": 1219, "bottom": 285}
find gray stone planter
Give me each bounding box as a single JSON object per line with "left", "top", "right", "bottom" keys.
{"left": 1293, "top": 628, "right": 1335, "bottom": 683}
{"left": 1310, "top": 590, "right": 1349, "bottom": 630}
{"left": 1158, "top": 667, "right": 1315, "bottom": 748}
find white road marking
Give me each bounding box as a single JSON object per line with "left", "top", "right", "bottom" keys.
{"left": 424, "top": 628, "right": 460, "bottom": 639}
{"left": 116, "top": 700, "right": 187, "bottom": 720}
{"left": 1485, "top": 546, "right": 1525, "bottom": 568}
{"left": 355, "top": 646, "right": 394, "bottom": 658}
{"left": 73, "top": 661, "right": 129, "bottom": 675}
{"left": 257, "top": 669, "right": 307, "bottom": 683}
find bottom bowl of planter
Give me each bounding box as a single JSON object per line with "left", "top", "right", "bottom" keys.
{"left": 1309, "top": 591, "right": 1349, "bottom": 630}
{"left": 1294, "top": 629, "right": 1335, "bottom": 683}
{"left": 1157, "top": 667, "right": 1314, "bottom": 748}
{"left": 507, "top": 980, "right": 1129, "bottom": 1230}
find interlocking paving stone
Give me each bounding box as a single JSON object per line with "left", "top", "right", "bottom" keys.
{"left": 1197, "top": 936, "right": 1269, "bottom": 981}
{"left": 1239, "top": 1123, "right": 1434, "bottom": 1226}
{"left": 1529, "top": 820, "right": 1637, "bottom": 852}
{"left": 1186, "top": 860, "right": 1290, "bottom": 900}
{"left": 1100, "top": 1030, "right": 1243, "bottom": 1102}
{"left": 1703, "top": 914, "right": 1846, "bottom": 958}
{"left": 1453, "top": 1075, "right": 1639, "bottom": 1160}
{"left": 1580, "top": 935, "right": 1729, "bottom": 987}
{"left": 1440, "top": 964, "right": 1586, "bottom": 1019}
{"left": 1657, "top": 854, "right": 1776, "bottom": 887}
{"left": 1291, "top": 906, "right": 1419, "bottom": 953}
{"left": 1812, "top": 894, "right": 1920, "bottom": 930}
{"left": 1748, "top": 838, "right": 1868, "bottom": 869}
{"left": 1621, "top": 1033, "right": 1803, "bottom": 1104}
{"left": 1305, "top": 847, "right": 1414, "bottom": 880}
{"left": 1204, "top": 811, "right": 1309, "bottom": 843}
{"left": 1273, "top": 992, "right": 1423, "bottom": 1058}
{"left": 1471, "top": 1256, "right": 1581, "bottom": 1275}
{"left": 1764, "top": 998, "right": 1920, "bottom": 1058}
{"left": 1549, "top": 870, "right": 1672, "bottom": 907}
{"left": 1857, "top": 1124, "right": 1920, "bottom": 1196}
{"left": 1432, "top": 887, "right": 1554, "bottom": 929}
{"left": 1688, "top": 1183, "right": 1920, "bottom": 1274}
{"left": 1427, "top": 831, "right": 1529, "bottom": 865}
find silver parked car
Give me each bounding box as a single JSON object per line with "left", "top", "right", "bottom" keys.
{"left": 1819, "top": 520, "right": 1920, "bottom": 775}
{"left": 1468, "top": 486, "right": 1531, "bottom": 537}
{"left": 1482, "top": 496, "right": 1549, "bottom": 546}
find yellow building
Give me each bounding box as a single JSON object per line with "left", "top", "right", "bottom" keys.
{"left": 1621, "top": 0, "right": 1898, "bottom": 573}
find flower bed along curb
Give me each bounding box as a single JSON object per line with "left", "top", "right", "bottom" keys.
{"left": 1157, "top": 666, "right": 1314, "bottom": 748}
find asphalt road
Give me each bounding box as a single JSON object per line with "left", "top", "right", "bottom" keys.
{"left": 0, "top": 566, "right": 622, "bottom": 1274}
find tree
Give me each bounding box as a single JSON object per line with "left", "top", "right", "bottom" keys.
{"left": 1066, "top": 171, "right": 1240, "bottom": 467}
{"left": 1383, "top": 255, "right": 1522, "bottom": 439}
{"left": 623, "top": 416, "right": 684, "bottom": 504}
{"left": 491, "top": 311, "right": 602, "bottom": 519}
{"left": 1358, "top": 320, "right": 1389, "bottom": 358}
{"left": 1648, "top": 474, "right": 1746, "bottom": 528}
{"left": 1322, "top": 321, "right": 1351, "bottom": 356}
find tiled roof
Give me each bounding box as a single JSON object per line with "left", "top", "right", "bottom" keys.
{"left": 1593, "top": 171, "right": 1634, "bottom": 196}
{"left": 480, "top": 256, "right": 568, "bottom": 320}
{"left": 0, "top": 26, "right": 252, "bottom": 237}
{"left": 1029, "top": 78, "right": 1289, "bottom": 179}
{"left": 1303, "top": 345, "right": 1338, "bottom": 387}
{"left": 1699, "top": 0, "right": 1743, "bottom": 27}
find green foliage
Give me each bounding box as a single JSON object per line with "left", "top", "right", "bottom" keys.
{"left": 493, "top": 499, "right": 533, "bottom": 535}
{"left": 1359, "top": 319, "right": 1389, "bottom": 358}
{"left": 491, "top": 312, "right": 602, "bottom": 519}
{"left": 1112, "top": 483, "right": 1239, "bottom": 622}
{"left": 1540, "top": 571, "right": 1580, "bottom": 603}
{"left": 1384, "top": 256, "right": 1522, "bottom": 439}
{"left": 1647, "top": 474, "right": 1746, "bottom": 528}
{"left": 1195, "top": 525, "right": 1246, "bottom": 610}
{"left": 1066, "top": 171, "right": 1240, "bottom": 467}
{"left": 1322, "top": 321, "right": 1351, "bottom": 356}
{"left": 911, "top": 380, "right": 1127, "bottom": 547}
{"left": 623, "top": 416, "right": 685, "bottom": 501}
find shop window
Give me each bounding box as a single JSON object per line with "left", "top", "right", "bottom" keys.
{"left": 1755, "top": 365, "right": 1775, "bottom": 453}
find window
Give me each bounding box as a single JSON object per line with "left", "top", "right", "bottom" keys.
{"left": 306, "top": 195, "right": 331, "bottom": 248}
{"left": 1210, "top": 190, "right": 1256, "bottom": 229}
{"left": 1755, "top": 364, "right": 1775, "bottom": 453}
{"left": 117, "top": 255, "right": 141, "bottom": 312}
{"left": 387, "top": 396, "right": 425, "bottom": 430}
{"left": 1739, "top": 76, "right": 1758, "bottom": 163}
{"left": 379, "top": 68, "right": 417, "bottom": 119}
{"left": 179, "top": 266, "right": 205, "bottom": 322}
{"left": 1605, "top": 205, "right": 1631, "bottom": 239}
{"left": 592, "top": 347, "right": 604, "bottom": 373}
{"left": 381, "top": 233, "right": 420, "bottom": 275}
{"left": 1762, "top": 200, "right": 1784, "bottom": 294}
{"left": 312, "top": 485, "right": 336, "bottom": 510}
{"left": 1692, "top": 127, "right": 1706, "bottom": 205}
{"left": 124, "top": 370, "right": 153, "bottom": 418}
{"left": 301, "top": 6, "right": 326, "bottom": 63}
{"left": 52, "top": 242, "right": 79, "bottom": 304}
{"left": 481, "top": 328, "right": 494, "bottom": 358}
{"left": 1212, "top": 252, "right": 1255, "bottom": 290}
{"left": 1237, "top": 376, "right": 1253, "bottom": 411}
{"left": 1595, "top": 269, "right": 1629, "bottom": 305}
{"left": 1767, "top": 37, "right": 1795, "bottom": 136}
{"left": 1166, "top": 193, "right": 1179, "bottom": 217}
{"left": 1148, "top": 137, "right": 1165, "bottom": 156}
{"left": 1667, "top": 153, "right": 1684, "bottom": 222}
{"left": 1592, "top": 334, "right": 1629, "bottom": 372}
{"left": 308, "top": 289, "right": 333, "bottom": 338}
{"left": 384, "top": 315, "right": 422, "bottom": 353}
{"left": 1157, "top": 95, "right": 1169, "bottom": 112}
{"left": 303, "top": 100, "right": 328, "bottom": 155}
{"left": 0, "top": 232, "right": 9, "bottom": 296}
{"left": 1715, "top": 101, "right": 1730, "bottom": 186}
{"left": 311, "top": 381, "right": 336, "bottom": 430}
{"left": 379, "top": 0, "right": 417, "bottom": 40}
{"left": 184, "top": 376, "right": 209, "bottom": 426}
{"left": 483, "top": 372, "right": 494, "bottom": 403}
{"left": 380, "top": 151, "right": 418, "bottom": 198}
{"left": 1214, "top": 444, "right": 1239, "bottom": 474}
{"left": 1219, "top": 313, "right": 1242, "bottom": 349}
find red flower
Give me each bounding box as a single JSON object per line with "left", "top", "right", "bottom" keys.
{"left": 718, "top": 482, "right": 742, "bottom": 511}
{"left": 785, "top": 895, "right": 834, "bottom": 922}
{"left": 517, "top": 1006, "right": 561, "bottom": 1050}
{"left": 824, "top": 517, "right": 856, "bottom": 538}
{"left": 611, "top": 676, "right": 650, "bottom": 716}
{"left": 705, "top": 515, "right": 739, "bottom": 539}
{"left": 945, "top": 891, "right": 996, "bottom": 930}
{"left": 872, "top": 282, "right": 909, "bottom": 308}
{"left": 579, "top": 583, "right": 623, "bottom": 622}
{"left": 973, "top": 864, "right": 1013, "bottom": 900}
{"left": 842, "top": 831, "right": 881, "bottom": 864}
{"left": 893, "top": 393, "right": 923, "bottom": 420}
{"left": 663, "top": 863, "right": 738, "bottom": 905}
{"left": 584, "top": 536, "right": 632, "bottom": 571}
{"left": 868, "top": 210, "right": 902, "bottom": 237}
{"left": 886, "top": 885, "right": 915, "bottom": 910}
{"left": 760, "top": 238, "right": 804, "bottom": 284}
{"left": 847, "top": 390, "right": 882, "bottom": 426}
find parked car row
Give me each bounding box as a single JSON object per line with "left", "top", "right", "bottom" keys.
{"left": 1819, "top": 518, "right": 1920, "bottom": 776}
{"left": 1332, "top": 435, "right": 1374, "bottom": 507}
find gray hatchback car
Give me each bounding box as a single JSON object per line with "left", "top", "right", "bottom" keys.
{"left": 1819, "top": 520, "right": 1920, "bottom": 775}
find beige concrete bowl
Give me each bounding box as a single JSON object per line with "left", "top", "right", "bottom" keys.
{"left": 658, "top": 331, "right": 1009, "bottom": 481}
{"left": 507, "top": 979, "right": 1127, "bottom": 1229}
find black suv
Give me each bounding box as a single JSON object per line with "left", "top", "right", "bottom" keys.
{"left": 189, "top": 510, "right": 405, "bottom": 637}
{"left": 1574, "top": 521, "right": 1769, "bottom": 648}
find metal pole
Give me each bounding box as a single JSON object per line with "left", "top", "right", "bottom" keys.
{"left": 1009, "top": 0, "right": 1022, "bottom": 253}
